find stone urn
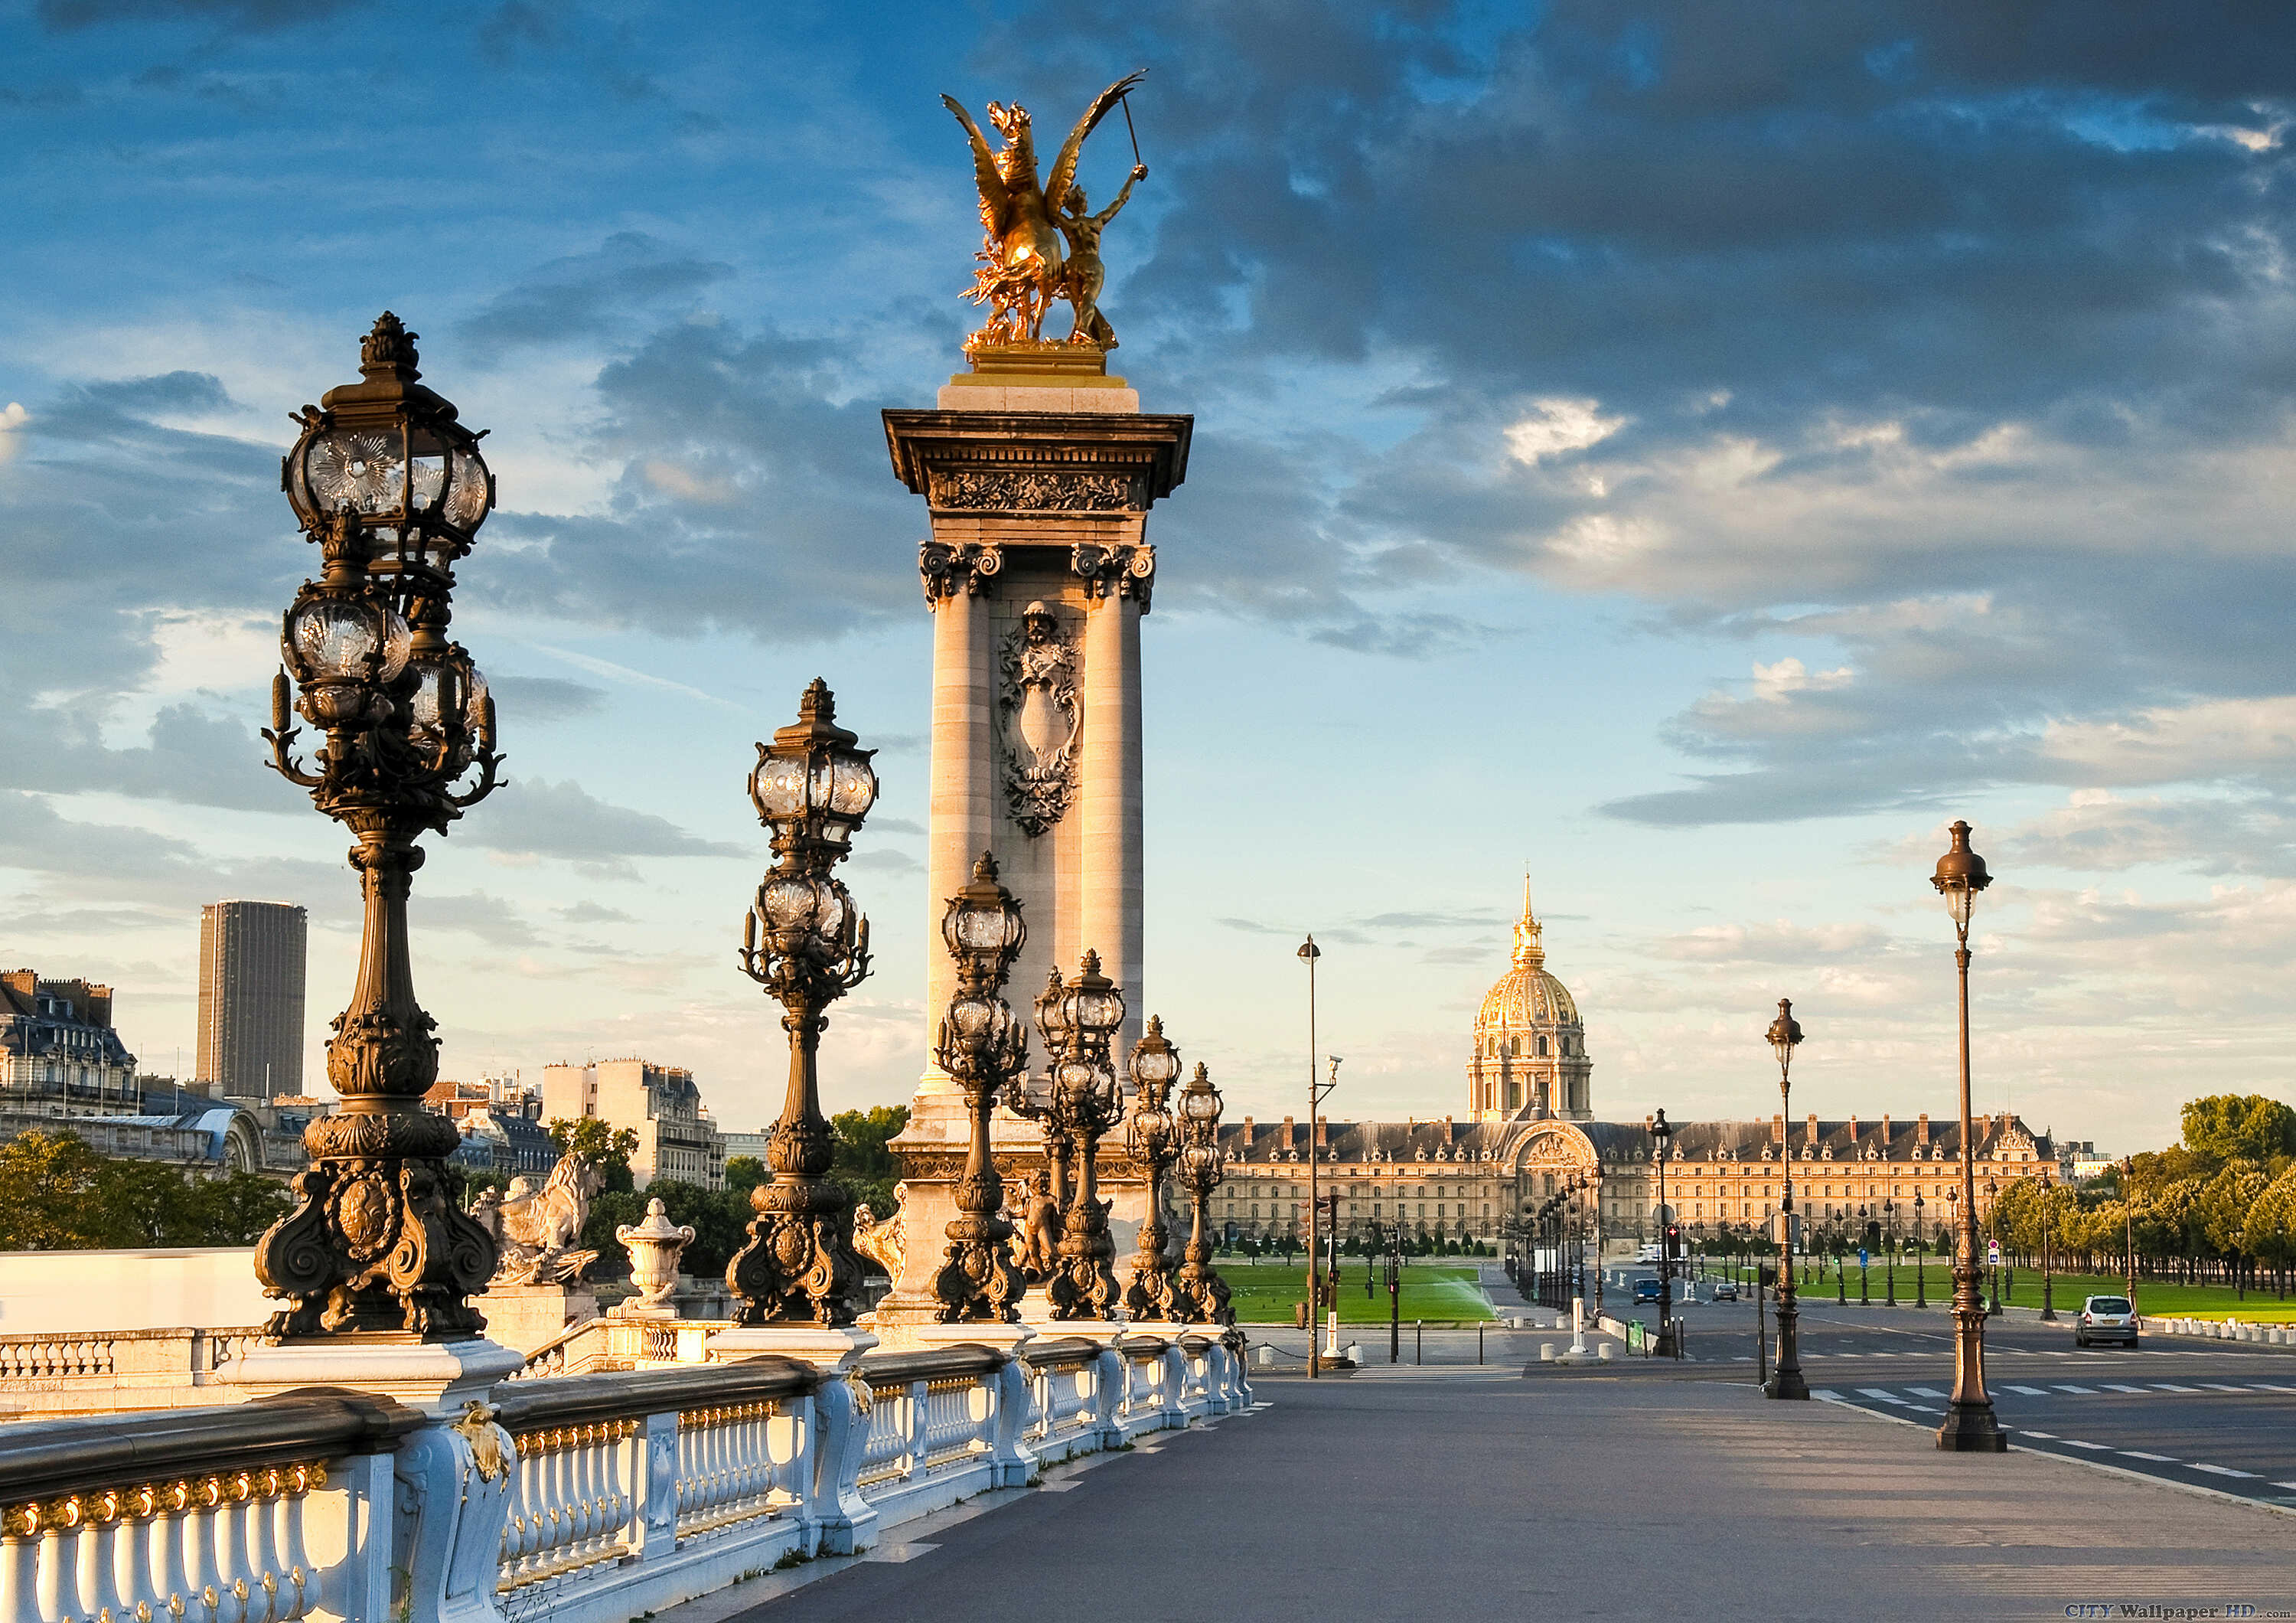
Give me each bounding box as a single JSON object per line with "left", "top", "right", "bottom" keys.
{"left": 616, "top": 1197, "right": 696, "bottom": 1312}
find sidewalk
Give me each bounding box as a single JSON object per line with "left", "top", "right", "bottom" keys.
{"left": 710, "top": 1370, "right": 2294, "bottom": 1623}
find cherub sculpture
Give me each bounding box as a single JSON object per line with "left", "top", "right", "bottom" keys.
{"left": 942, "top": 72, "right": 1146, "bottom": 351}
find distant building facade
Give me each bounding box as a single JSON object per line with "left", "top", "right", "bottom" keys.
{"left": 1208, "top": 886, "right": 2061, "bottom": 1252}
{"left": 541, "top": 1058, "right": 726, "bottom": 1190}
{"left": 197, "top": 901, "right": 308, "bottom": 1101}
{"left": 0, "top": 968, "right": 139, "bottom": 1112}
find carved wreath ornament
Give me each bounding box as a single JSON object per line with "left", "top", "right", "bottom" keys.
{"left": 998, "top": 604, "right": 1080, "bottom": 836}
{"left": 932, "top": 470, "right": 1137, "bottom": 511}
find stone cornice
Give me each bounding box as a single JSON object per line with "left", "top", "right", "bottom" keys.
{"left": 882, "top": 410, "right": 1193, "bottom": 507}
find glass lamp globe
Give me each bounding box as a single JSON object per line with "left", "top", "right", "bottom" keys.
{"left": 288, "top": 596, "right": 412, "bottom": 687}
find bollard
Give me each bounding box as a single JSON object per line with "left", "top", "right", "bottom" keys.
{"left": 1541, "top": 1343, "right": 1557, "bottom": 1361}
{"left": 1598, "top": 1343, "right": 1615, "bottom": 1362}
{"left": 1256, "top": 1344, "right": 1275, "bottom": 1367}
{"left": 1479, "top": 1324, "right": 1485, "bottom": 1365}
{"left": 1416, "top": 1319, "right": 1424, "bottom": 1366}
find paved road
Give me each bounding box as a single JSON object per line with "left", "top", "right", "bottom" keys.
{"left": 1244, "top": 1285, "right": 2296, "bottom": 1508}
{"left": 706, "top": 1354, "right": 2294, "bottom": 1623}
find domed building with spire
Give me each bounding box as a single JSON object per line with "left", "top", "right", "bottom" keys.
{"left": 1469, "top": 887, "right": 1591, "bottom": 1122}
{"left": 1199, "top": 878, "right": 2064, "bottom": 1264}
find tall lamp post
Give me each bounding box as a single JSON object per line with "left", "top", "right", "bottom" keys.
{"left": 1298, "top": 936, "right": 1322, "bottom": 1376}
{"left": 1651, "top": 1109, "right": 1675, "bottom": 1357}
{"left": 730, "top": 679, "right": 880, "bottom": 1327}
{"left": 1932, "top": 818, "right": 2004, "bottom": 1452}
{"left": 1764, "top": 998, "right": 1807, "bottom": 1399}
{"left": 254, "top": 314, "right": 504, "bottom": 1341}
{"left": 1170, "top": 1062, "right": 1234, "bottom": 1326}
{"left": 1913, "top": 1190, "right": 1927, "bottom": 1308}
{"left": 2038, "top": 1170, "right": 2058, "bottom": 1323}
{"left": 1883, "top": 1197, "right": 1898, "bottom": 1307}
{"left": 1123, "top": 1018, "right": 1185, "bottom": 1321}
{"left": 930, "top": 854, "right": 1029, "bottom": 1324}
{"left": 1986, "top": 1176, "right": 2002, "bottom": 1316}
{"left": 2122, "top": 1157, "right": 2140, "bottom": 1319}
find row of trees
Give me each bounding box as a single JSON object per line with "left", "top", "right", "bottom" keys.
{"left": 0, "top": 1131, "right": 292, "bottom": 1250}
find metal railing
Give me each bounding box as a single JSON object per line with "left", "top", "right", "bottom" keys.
{"left": 0, "top": 1327, "right": 1254, "bottom": 1623}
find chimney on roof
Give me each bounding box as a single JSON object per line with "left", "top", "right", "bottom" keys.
{"left": 1283, "top": 1115, "right": 1295, "bottom": 1148}
{"left": 1848, "top": 1114, "right": 1859, "bottom": 1145}
{"left": 1882, "top": 1114, "right": 1892, "bottom": 1155}
{"left": 1917, "top": 1112, "right": 1930, "bottom": 1145}
{"left": 1443, "top": 1115, "right": 1453, "bottom": 1135}
{"left": 1805, "top": 1112, "right": 1818, "bottom": 1145}
{"left": 1315, "top": 1117, "right": 1327, "bottom": 1147}
{"left": 1773, "top": 1113, "right": 1784, "bottom": 1141}
{"left": 1242, "top": 1115, "right": 1254, "bottom": 1142}
{"left": 1980, "top": 1112, "right": 1993, "bottom": 1140}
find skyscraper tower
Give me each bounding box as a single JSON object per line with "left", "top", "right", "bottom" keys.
{"left": 197, "top": 900, "right": 308, "bottom": 1101}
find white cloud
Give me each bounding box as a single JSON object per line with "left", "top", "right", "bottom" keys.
{"left": 0, "top": 402, "right": 26, "bottom": 462}
{"left": 1751, "top": 657, "right": 1854, "bottom": 703}
{"left": 1503, "top": 397, "right": 1624, "bottom": 465}
{"left": 2041, "top": 695, "right": 2296, "bottom": 785}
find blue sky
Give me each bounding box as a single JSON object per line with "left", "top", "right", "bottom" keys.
{"left": 6, "top": 1, "right": 2296, "bottom": 1152}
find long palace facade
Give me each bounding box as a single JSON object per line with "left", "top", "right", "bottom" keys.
{"left": 1208, "top": 891, "right": 2059, "bottom": 1252}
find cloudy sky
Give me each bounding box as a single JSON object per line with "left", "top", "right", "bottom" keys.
{"left": 5, "top": 1, "right": 2295, "bottom": 1152}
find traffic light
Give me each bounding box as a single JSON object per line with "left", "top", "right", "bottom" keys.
{"left": 1664, "top": 1223, "right": 1681, "bottom": 1259}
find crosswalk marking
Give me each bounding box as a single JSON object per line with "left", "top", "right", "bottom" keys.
{"left": 2004, "top": 1384, "right": 2051, "bottom": 1396}
{"left": 1909, "top": 1386, "right": 1947, "bottom": 1398}
{"left": 2102, "top": 1384, "right": 2147, "bottom": 1393}
{"left": 2019, "top": 1429, "right": 2058, "bottom": 1438}
{"left": 2200, "top": 1383, "right": 2249, "bottom": 1393}
{"left": 2053, "top": 1385, "right": 2098, "bottom": 1394}
{"left": 2063, "top": 1440, "right": 2112, "bottom": 1451}
{"left": 1858, "top": 1387, "right": 1910, "bottom": 1403}
{"left": 2151, "top": 1383, "right": 2202, "bottom": 1393}
{"left": 2190, "top": 1463, "right": 2261, "bottom": 1479}
{"left": 1812, "top": 1389, "right": 1844, "bottom": 1401}
{"left": 2252, "top": 1383, "right": 2296, "bottom": 1394}
{"left": 2122, "top": 1452, "right": 2178, "bottom": 1462}
{"left": 2274, "top": 1482, "right": 2296, "bottom": 1491}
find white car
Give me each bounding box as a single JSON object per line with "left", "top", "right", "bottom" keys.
{"left": 2073, "top": 1295, "right": 2139, "bottom": 1349}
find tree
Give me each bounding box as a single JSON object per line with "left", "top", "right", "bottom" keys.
{"left": 546, "top": 1118, "right": 641, "bottom": 1194}
{"left": 828, "top": 1105, "right": 909, "bottom": 1220}
{"left": 724, "top": 1155, "right": 766, "bottom": 1197}
{"left": 0, "top": 1132, "right": 126, "bottom": 1249}
{"left": 2181, "top": 1095, "right": 2296, "bottom": 1167}
{"left": 187, "top": 1172, "right": 294, "bottom": 1244}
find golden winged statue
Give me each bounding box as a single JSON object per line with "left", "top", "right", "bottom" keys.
{"left": 942, "top": 71, "right": 1149, "bottom": 353}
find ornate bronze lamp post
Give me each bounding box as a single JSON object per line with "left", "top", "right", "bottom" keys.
{"left": 727, "top": 681, "right": 879, "bottom": 1327}
{"left": 1884, "top": 1197, "right": 1898, "bottom": 1306}
{"left": 1037, "top": 952, "right": 1127, "bottom": 1318}
{"left": 1651, "top": 1109, "right": 1675, "bottom": 1356}
{"left": 254, "top": 313, "right": 503, "bottom": 1341}
{"left": 1171, "top": 1061, "right": 1234, "bottom": 1325}
{"left": 931, "top": 853, "right": 1029, "bottom": 1322}
{"left": 2038, "top": 1170, "right": 2058, "bottom": 1322}
{"left": 1764, "top": 998, "right": 1808, "bottom": 1399}
{"left": 1986, "top": 1175, "right": 2003, "bottom": 1315}
{"left": 1914, "top": 1190, "right": 1928, "bottom": 1308}
{"left": 1122, "top": 1017, "right": 1184, "bottom": 1320}
{"left": 1932, "top": 818, "right": 2004, "bottom": 1452}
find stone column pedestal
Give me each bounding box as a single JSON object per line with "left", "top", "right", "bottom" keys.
{"left": 217, "top": 1335, "right": 526, "bottom": 1416}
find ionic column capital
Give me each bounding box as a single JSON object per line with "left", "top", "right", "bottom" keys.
{"left": 1069, "top": 541, "right": 1156, "bottom": 609}
{"left": 920, "top": 540, "right": 1003, "bottom": 604}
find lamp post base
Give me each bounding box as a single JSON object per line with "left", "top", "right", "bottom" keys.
{"left": 1935, "top": 1401, "right": 2008, "bottom": 1452}
{"left": 1764, "top": 1368, "right": 1810, "bottom": 1400}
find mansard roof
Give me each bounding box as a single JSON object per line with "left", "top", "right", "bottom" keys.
{"left": 1215, "top": 1112, "right": 2051, "bottom": 1166}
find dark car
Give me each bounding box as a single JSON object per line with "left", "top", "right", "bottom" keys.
{"left": 1632, "top": 1277, "right": 1662, "bottom": 1305}
{"left": 2074, "top": 1295, "right": 2139, "bottom": 1349}
{"left": 1711, "top": 1280, "right": 1739, "bottom": 1301}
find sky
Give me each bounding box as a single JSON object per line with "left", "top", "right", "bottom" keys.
{"left": 5, "top": 1, "right": 2296, "bottom": 1154}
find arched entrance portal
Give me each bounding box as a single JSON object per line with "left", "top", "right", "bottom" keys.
{"left": 1504, "top": 1121, "right": 1602, "bottom": 1312}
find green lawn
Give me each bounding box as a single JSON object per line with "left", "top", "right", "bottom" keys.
{"left": 1218, "top": 1262, "right": 1498, "bottom": 1324}
{"left": 1721, "top": 1260, "right": 2296, "bottom": 1322}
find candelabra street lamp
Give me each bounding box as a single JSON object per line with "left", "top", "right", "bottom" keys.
{"left": 254, "top": 314, "right": 504, "bottom": 1341}
{"left": 1884, "top": 1197, "right": 1898, "bottom": 1307}
{"left": 1857, "top": 1205, "right": 1871, "bottom": 1305}
{"left": 1037, "top": 952, "right": 1127, "bottom": 1318}
{"left": 1170, "top": 1062, "right": 1234, "bottom": 1325}
{"left": 1986, "top": 1175, "right": 2003, "bottom": 1316}
{"left": 931, "top": 853, "right": 1029, "bottom": 1322}
{"left": 728, "top": 680, "right": 879, "bottom": 1326}
{"left": 1932, "top": 819, "right": 2004, "bottom": 1452}
{"left": 1764, "top": 998, "right": 1808, "bottom": 1399}
{"left": 1123, "top": 1017, "right": 1185, "bottom": 1320}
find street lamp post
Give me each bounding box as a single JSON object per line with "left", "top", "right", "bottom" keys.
{"left": 1764, "top": 998, "right": 1807, "bottom": 1399}
{"left": 1913, "top": 1190, "right": 1927, "bottom": 1308}
{"left": 730, "top": 679, "right": 881, "bottom": 1327}
{"left": 1122, "top": 1017, "right": 1185, "bottom": 1321}
{"left": 1986, "top": 1176, "right": 2002, "bottom": 1316}
{"left": 1299, "top": 936, "right": 1322, "bottom": 1376}
{"left": 1651, "top": 1109, "right": 1675, "bottom": 1357}
{"left": 2123, "top": 1156, "right": 2140, "bottom": 1319}
{"left": 1884, "top": 1198, "right": 1897, "bottom": 1307}
{"left": 1037, "top": 953, "right": 1127, "bottom": 1319}
{"left": 2038, "top": 1170, "right": 2058, "bottom": 1323}
{"left": 1932, "top": 819, "right": 2004, "bottom": 1452}
{"left": 1857, "top": 1206, "right": 1870, "bottom": 1305}
{"left": 1170, "top": 1062, "right": 1234, "bottom": 1325}
{"left": 254, "top": 314, "right": 504, "bottom": 1341}
{"left": 929, "top": 854, "right": 1029, "bottom": 1323}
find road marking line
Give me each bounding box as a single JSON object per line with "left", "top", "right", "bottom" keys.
{"left": 1909, "top": 1386, "right": 1948, "bottom": 1398}
{"left": 2190, "top": 1463, "right": 2262, "bottom": 1479}
{"left": 2063, "top": 1440, "right": 2112, "bottom": 1451}
{"left": 1812, "top": 1389, "right": 1845, "bottom": 1401}
{"left": 2053, "top": 1385, "right": 2098, "bottom": 1394}
{"left": 2004, "top": 1384, "right": 2051, "bottom": 1396}
{"left": 2122, "top": 1452, "right": 2178, "bottom": 1462}
{"left": 2274, "top": 1482, "right": 2296, "bottom": 1491}
{"left": 1857, "top": 1387, "right": 1911, "bottom": 1403}
{"left": 2252, "top": 1384, "right": 2296, "bottom": 1394}
{"left": 2019, "top": 1430, "right": 2058, "bottom": 1438}
{"left": 2200, "top": 1383, "right": 2248, "bottom": 1393}
{"left": 2151, "top": 1383, "right": 2202, "bottom": 1393}
{"left": 2102, "top": 1384, "right": 2148, "bottom": 1393}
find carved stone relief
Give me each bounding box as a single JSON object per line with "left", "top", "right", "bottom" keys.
{"left": 998, "top": 601, "right": 1080, "bottom": 837}
{"left": 931, "top": 470, "right": 1140, "bottom": 511}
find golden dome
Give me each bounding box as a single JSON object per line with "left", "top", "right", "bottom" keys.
{"left": 1475, "top": 887, "right": 1580, "bottom": 1031}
